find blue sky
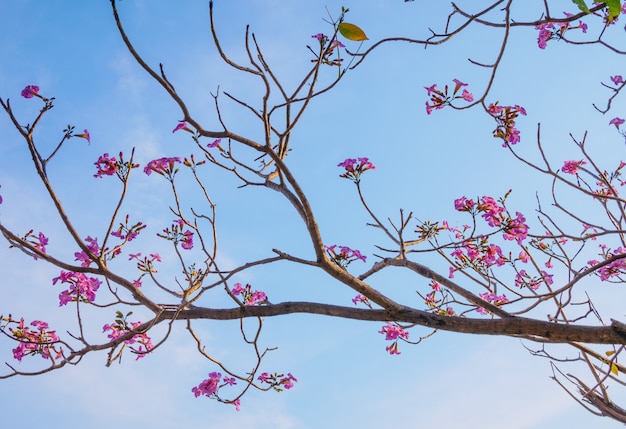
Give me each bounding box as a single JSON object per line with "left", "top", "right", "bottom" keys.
{"left": 1, "top": 1, "right": 625, "bottom": 428}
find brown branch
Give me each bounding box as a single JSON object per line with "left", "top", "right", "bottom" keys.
{"left": 156, "top": 302, "right": 626, "bottom": 345}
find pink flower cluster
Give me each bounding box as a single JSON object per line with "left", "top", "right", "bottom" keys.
{"left": 324, "top": 244, "right": 367, "bottom": 269}
{"left": 129, "top": 252, "right": 161, "bottom": 274}
{"left": 258, "top": 371, "right": 298, "bottom": 391}
{"left": 379, "top": 322, "right": 409, "bottom": 355}
{"left": 424, "top": 79, "right": 473, "bottom": 114}
{"left": 612, "top": 75, "right": 624, "bottom": 86}
{"left": 191, "top": 371, "right": 238, "bottom": 408}
{"left": 5, "top": 317, "right": 63, "bottom": 362}
{"left": 451, "top": 241, "right": 507, "bottom": 270}
{"left": 502, "top": 212, "right": 529, "bottom": 245}
{"left": 157, "top": 219, "right": 194, "bottom": 250}
{"left": 562, "top": 159, "right": 587, "bottom": 174}
{"left": 94, "top": 151, "right": 138, "bottom": 180}
{"left": 454, "top": 195, "right": 529, "bottom": 244}
{"left": 111, "top": 214, "right": 146, "bottom": 243}
{"left": 337, "top": 157, "right": 376, "bottom": 183}
{"left": 352, "top": 294, "right": 371, "bottom": 306}
{"left": 103, "top": 315, "right": 153, "bottom": 360}
{"left": 535, "top": 12, "right": 588, "bottom": 49}
{"left": 231, "top": 283, "right": 267, "bottom": 306}
{"left": 476, "top": 196, "right": 506, "bottom": 227}
{"left": 514, "top": 269, "right": 553, "bottom": 290}
{"left": 183, "top": 153, "right": 207, "bottom": 168}
{"left": 22, "top": 229, "right": 48, "bottom": 259}
{"left": 74, "top": 236, "right": 101, "bottom": 267}
{"left": 144, "top": 157, "right": 181, "bottom": 177}
{"left": 311, "top": 33, "right": 345, "bottom": 66}
{"left": 422, "top": 281, "right": 456, "bottom": 316}
{"left": 447, "top": 195, "right": 530, "bottom": 280}
{"left": 454, "top": 196, "right": 475, "bottom": 212}
{"left": 94, "top": 153, "right": 118, "bottom": 178}
{"left": 476, "top": 292, "right": 509, "bottom": 315}
{"left": 53, "top": 270, "right": 102, "bottom": 306}
{"left": 487, "top": 103, "right": 526, "bottom": 146}
{"left": 589, "top": 245, "right": 626, "bottom": 281}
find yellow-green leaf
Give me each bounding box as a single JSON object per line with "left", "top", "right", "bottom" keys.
{"left": 611, "top": 363, "right": 619, "bottom": 376}
{"left": 338, "top": 22, "right": 368, "bottom": 41}
{"left": 605, "top": 0, "right": 622, "bottom": 22}
{"left": 571, "top": 0, "right": 590, "bottom": 13}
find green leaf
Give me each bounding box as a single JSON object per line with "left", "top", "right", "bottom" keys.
{"left": 612, "top": 363, "right": 619, "bottom": 376}
{"left": 605, "top": 0, "right": 622, "bottom": 22}
{"left": 571, "top": 0, "right": 590, "bottom": 13}
{"left": 337, "top": 22, "right": 368, "bottom": 41}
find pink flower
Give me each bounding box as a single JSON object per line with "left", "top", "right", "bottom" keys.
{"left": 21, "top": 85, "right": 40, "bottom": 98}
{"left": 312, "top": 33, "right": 328, "bottom": 42}
{"left": 352, "top": 294, "right": 369, "bottom": 306}
{"left": 424, "top": 84, "right": 438, "bottom": 96}
{"left": 386, "top": 342, "right": 401, "bottom": 355}
{"left": 74, "top": 129, "right": 91, "bottom": 144}
{"left": 281, "top": 373, "right": 298, "bottom": 389}
{"left": 34, "top": 232, "right": 48, "bottom": 255}
{"left": 232, "top": 399, "right": 241, "bottom": 411}
{"left": 610, "top": 117, "right": 625, "bottom": 129}
{"left": 454, "top": 196, "right": 475, "bottom": 212}
{"left": 172, "top": 120, "right": 193, "bottom": 133}
{"left": 448, "top": 266, "right": 456, "bottom": 278}
{"left": 461, "top": 89, "right": 474, "bottom": 102}
{"left": 257, "top": 372, "right": 272, "bottom": 383}
{"left": 181, "top": 231, "right": 194, "bottom": 250}
{"left": 207, "top": 138, "right": 222, "bottom": 149}
{"left": 231, "top": 283, "right": 245, "bottom": 295}
{"left": 562, "top": 159, "right": 586, "bottom": 174}
{"left": 541, "top": 270, "right": 554, "bottom": 286}
{"left": 611, "top": 75, "right": 624, "bottom": 86}
{"left": 535, "top": 23, "right": 553, "bottom": 49}
{"left": 518, "top": 251, "right": 530, "bottom": 263}
{"left": 452, "top": 78, "right": 468, "bottom": 94}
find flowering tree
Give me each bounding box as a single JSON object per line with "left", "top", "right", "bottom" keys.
{"left": 2, "top": 0, "right": 626, "bottom": 423}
